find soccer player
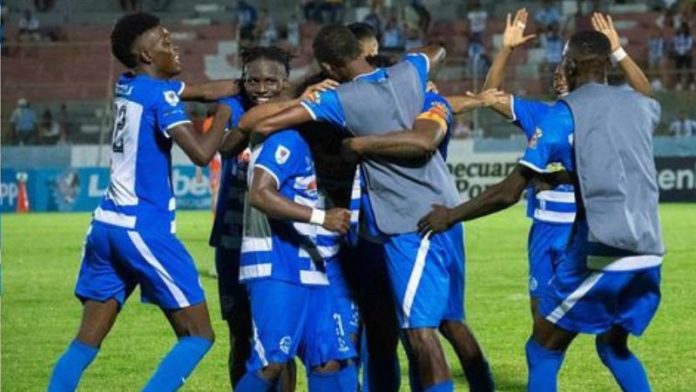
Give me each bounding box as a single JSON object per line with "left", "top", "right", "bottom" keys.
{"left": 418, "top": 30, "right": 663, "bottom": 392}
{"left": 206, "top": 46, "right": 297, "bottom": 390}
{"left": 477, "top": 9, "right": 653, "bottom": 320}
{"left": 234, "top": 124, "right": 356, "bottom": 391}
{"left": 238, "top": 24, "right": 473, "bottom": 391}
{"left": 47, "top": 13, "right": 235, "bottom": 392}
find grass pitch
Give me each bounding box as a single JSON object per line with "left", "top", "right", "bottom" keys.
{"left": 2, "top": 205, "right": 695, "bottom": 391}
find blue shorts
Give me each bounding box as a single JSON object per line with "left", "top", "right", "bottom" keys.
{"left": 539, "top": 222, "right": 662, "bottom": 336}
{"left": 246, "top": 279, "right": 356, "bottom": 372}
{"left": 75, "top": 221, "right": 205, "bottom": 310}
{"left": 383, "top": 224, "right": 465, "bottom": 329}
{"left": 214, "top": 246, "right": 248, "bottom": 320}
{"left": 327, "top": 258, "right": 360, "bottom": 339}
{"left": 527, "top": 221, "right": 573, "bottom": 299}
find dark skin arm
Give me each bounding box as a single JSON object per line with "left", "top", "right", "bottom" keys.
{"left": 249, "top": 168, "right": 351, "bottom": 234}
{"left": 417, "top": 164, "right": 534, "bottom": 235}
{"left": 407, "top": 44, "right": 447, "bottom": 75}
{"left": 207, "top": 103, "right": 250, "bottom": 158}
{"left": 238, "top": 99, "right": 312, "bottom": 137}
{"left": 169, "top": 121, "right": 225, "bottom": 166}
{"left": 179, "top": 80, "right": 240, "bottom": 102}
{"left": 344, "top": 118, "right": 445, "bottom": 159}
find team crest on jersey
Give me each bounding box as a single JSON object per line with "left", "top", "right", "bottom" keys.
{"left": 279, "top": 336, "right": 292, "bottom": 354}
{"left": 529, "top": 128, "right": 543, "bottom": 149}
{"left": 163, "top": 90, "right": 180, "bottom": 106}
{"left": 275, "top": 145, "right": 291, "bottom": 164}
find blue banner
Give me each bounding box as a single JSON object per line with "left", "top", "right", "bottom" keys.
{"left": 2, "top": 166, "right": 213, "bottom": 213}
{"left": 1, "top": 169, "right": 19, "bottom": 213}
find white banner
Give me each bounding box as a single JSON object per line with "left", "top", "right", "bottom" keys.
{"left": 445, "top": 140, "right": 522, "bottom": 201}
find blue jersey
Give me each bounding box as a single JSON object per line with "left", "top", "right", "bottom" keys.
{"left": 209, "top": 95, "right": 252, "bottom": 249}
{"left": 95, "top": 73, "right": 189, "bottom": 233}
{"left": 240, "top": 130, "right": 329, "bottom": 286}
{"left": 513, "top": 96, "right": 577, "bottom": 224}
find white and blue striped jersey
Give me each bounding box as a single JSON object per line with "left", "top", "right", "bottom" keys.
{"left": 512, "top": 96, "right": 577, "bottom": 224}
{"left": 95, "top": 73, "right": 189, "bottom": 233}
{"left": 240, "top": 129, "right": 330, "bottom": 286}
{"left": 209, "top": 95, "right": 251, "bottom": 249}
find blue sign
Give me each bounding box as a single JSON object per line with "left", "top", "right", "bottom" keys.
{"left": 2, "top": 166, "right": 213, "bottom": 213}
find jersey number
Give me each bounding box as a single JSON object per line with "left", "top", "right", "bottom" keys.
{"left": 112, "top": 103, "right": 128, "bottom": 153}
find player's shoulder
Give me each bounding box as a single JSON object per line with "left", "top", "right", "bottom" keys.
{"left": 117, "top": 73, "right": 183, "bottom": 107}
{"left": 219, "top": 94, "right": 248, "bottom": 123}
{"left": 265, "top": 128, "right": 306, "bottom": 149}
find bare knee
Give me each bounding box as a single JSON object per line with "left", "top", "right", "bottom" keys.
{"left": 405, "top": 328, "right": 439, "bottom": 353}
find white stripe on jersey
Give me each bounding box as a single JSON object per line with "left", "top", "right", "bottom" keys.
{"left": 240, "top": 263, "right": 273, "bottom": 279}
{"left": 94, "top": 207, "right": 137, "bottom": 228}
{"left": 107, "top": 98, "right": 143, "bottom": 207}
{"left": 127, "top": 231, "right": 191, "bottom": 308}
{"left": 242, "top": 236, "right": 273, "bottom": 252}
{"left": 300, "top": 270, "right": 329, "bottom": 285}
{"left": 536, "top": 190, "right": 575, "bottom": 203}
{"left": 533, "top": 209, "right": 576, "bottom": 223}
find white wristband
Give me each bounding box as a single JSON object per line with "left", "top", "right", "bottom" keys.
{"left": 611, "top": 47, "right": 627, "bottom": 62}
{"left": 310, "top": 209, "right": 326, "bottom": 225}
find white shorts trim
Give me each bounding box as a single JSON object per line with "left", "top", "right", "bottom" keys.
{"left": 546, "top": 271, "right": 604, "bottom": 324}
{"left": 94, "top": 207, "right": 137, "bottom": 229}
{"left": 127, "top": 231, "right": 191, "bottom": 308}
{"left": 251, "top": 318, "right": 269, "bottom": 367}
{"left": 401, "top": 234, "right": 431, "bottom": 328}
{"left": 519, "top": 159, "right": 548, "bottom": 174}
{"left": 587, "top": 254, "right": 663, "bottom": 272}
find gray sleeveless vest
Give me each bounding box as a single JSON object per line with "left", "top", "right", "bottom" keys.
{"left": 336, "top": 61, "right": 461, "bottom": 234}
{"left": 562, "top": 83, "right": 665, "bottom": 256}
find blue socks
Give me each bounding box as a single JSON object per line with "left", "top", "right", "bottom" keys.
{"left": 424, "top": 380, "right": 454, "bottom": 392}
{"left": 596, "top": 342, "right": 651, "bottom": 392}
{"left": 308, "top": 364, "right": 358, "bottom": 392}
{"left": 142, "top": 336, "right": 213, "bottom": 392}
{"left": 48, "top": 340, "right": 99, "bottom": 392}
{"left": 236, "top": 371, "right": 276, "bottom": 392}
{"left": 464, "top": 358, "right": 495, "bottom": 392}
{"left": 525, "top": 338, "right": 565, "bottom": 392}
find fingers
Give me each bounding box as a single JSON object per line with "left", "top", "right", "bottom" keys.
{"left": 417, "top": 217, "right": 431, "bottom": 237}
{"left": 607, "top": 14, "right": 615, "bottom": 30}
{"left": 522, "top": 34, "right": 537, "bottom": 43}
{"left": 506, "top": 13, "right": 511, "bottom": 29}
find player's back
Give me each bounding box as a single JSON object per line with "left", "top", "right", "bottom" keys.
{"left": 96, "top": 73, "right": 189, "bottom": 232}
{"left": 562, "top": 82, "right": 664, "bottom": 256}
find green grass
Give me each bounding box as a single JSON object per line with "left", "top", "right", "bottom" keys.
{"left": 2, "top": 205, "right": 695, "bottom": 391}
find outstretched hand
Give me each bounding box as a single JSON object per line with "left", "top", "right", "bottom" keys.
{"left": 467, "top": 88, "right": 508, "bottom": 107}
{"left": 417, "top": 204, "right": 453, "bottom": 236}
{"left": 591, "top": 12, "right": 620, "bottom": 51}
{"left": 502, "top": 8, "right": 536, "bottom": 49}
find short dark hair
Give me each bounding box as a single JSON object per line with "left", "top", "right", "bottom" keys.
{"left": 313, "top": 24, "right": 363, "bottom": 67}
{"left": 567, "top": 30, "right": 611, "bottom": 62}
{"left": 347, "top": 22, "right": 376, "bottom": 42}
{"left": 111, "top": 13, "right": 160, "bottom": 69}
{"left": 240, "top": 46, "right": 292, "bottom": 77}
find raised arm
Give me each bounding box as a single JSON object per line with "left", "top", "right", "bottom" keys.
{"left": 180, "top": 80, "right": 240, "bottom": 102}
{"left": 592, "top": 12, "right": 653, "bottom": 96}
{"left": 170, "top": 122, "right": 225, "bottom": 166}
{"left": 417, "top": 164, "right": 534, "bottom": 235}
{"left": 206, "top": 102, "right": 250, "bottom": 158}
{"left": 249, "top": 168, "right": 351, "bottom": 234}
{"left": 482, "top": 9, "right": 536, "bottom": 91}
